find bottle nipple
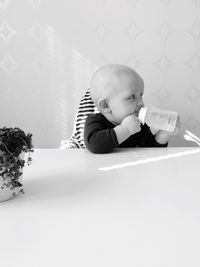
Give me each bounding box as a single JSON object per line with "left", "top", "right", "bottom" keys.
{"left": 138, "top": 107, "right": 147, "bottom": 124}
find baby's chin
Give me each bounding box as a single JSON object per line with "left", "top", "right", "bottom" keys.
{"left": 108, "top": 116, "right": 121, "bottom": 125}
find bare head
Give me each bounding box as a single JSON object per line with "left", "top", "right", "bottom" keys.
{"left": 90, "top": 64, "right": 144, "bottom": 124}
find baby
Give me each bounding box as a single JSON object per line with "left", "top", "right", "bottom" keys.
{"left": 84, "top": 64, "right": 178, "bottom": 153}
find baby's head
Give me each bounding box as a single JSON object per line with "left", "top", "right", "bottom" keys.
{"left": 90, "top": 64, "right": 144, "bottom": 125}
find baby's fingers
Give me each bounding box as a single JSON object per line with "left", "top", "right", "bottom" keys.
{"left": 150, "top": 127, "right": 159, "bottom": 135}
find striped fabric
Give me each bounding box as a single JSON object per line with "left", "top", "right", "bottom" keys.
{"left": 60, "top": 88, "right": 99, "bottom": 149}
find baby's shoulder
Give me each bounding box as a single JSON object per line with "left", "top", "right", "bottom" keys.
{"left": 86, "top": 112, "right": 103, "bottom": 121}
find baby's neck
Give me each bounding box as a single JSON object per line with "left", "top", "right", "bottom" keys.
{"left": 103, "top": 113, "right": 118, "bottom": 126}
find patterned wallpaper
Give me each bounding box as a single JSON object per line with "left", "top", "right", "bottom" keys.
{"left": 0, "top": 0, "right": 200, "bottom": 147}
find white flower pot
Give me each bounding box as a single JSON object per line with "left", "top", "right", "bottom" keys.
{"left": 0, "top": 152, "right": 25, "bottom": 202}
{"left": 0, "top": 173, "right": 24, "bottom": 202}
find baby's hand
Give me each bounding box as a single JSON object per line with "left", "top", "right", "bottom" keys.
{"left": 155, "top": 130, "right": 171, "bottom": 144}
{"left": 121, "top": 114, "right": 141, "bottom": 135}
{"left": 155, "top": 116, "right": 180, "bottom": 144}
{"left": 150, "top": 127, "right": 159, "bottom": 135}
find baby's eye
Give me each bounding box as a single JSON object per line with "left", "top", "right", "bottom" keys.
{"left": 129, "top": 95, "right": 136, "bottom": 100}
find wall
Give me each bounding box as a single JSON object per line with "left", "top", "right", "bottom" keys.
{"left": 0, "top": 0, "right": 200, "bottom": 147}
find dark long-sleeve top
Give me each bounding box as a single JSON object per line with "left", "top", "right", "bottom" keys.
{"left": 84, "top": 113, "right": 168, "bottom": 154}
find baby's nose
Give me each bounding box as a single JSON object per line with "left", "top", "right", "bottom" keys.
{"left": 138, "top": 98, "right": 144, "bottom": 106}
{"left": 134, "top": 105, "right": 143, "bottom": 116}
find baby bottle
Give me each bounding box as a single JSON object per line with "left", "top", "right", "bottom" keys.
{"left": 138, "top": 106, "right": 179, "bottom": 133}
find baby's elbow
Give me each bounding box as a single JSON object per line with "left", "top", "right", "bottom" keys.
{"left": 85, "top": 142, "right": 113, "bottom": 154}
{"left": 84, "top": 138, "right": 113, "bottom": 154}
{"left": 84, "top": 131, "right": 114, "bottom": 154}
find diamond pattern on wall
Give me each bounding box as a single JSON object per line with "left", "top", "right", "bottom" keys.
{"left": 95, "top": 24, "right": 110, "bottom": 40}
{"left": 0, "top": 0, "right": 199, "bottom": 147}
{"left": 96, "top": 0, "right": 108, "bottom": 5}
{"left": 154, "top": 55, "right": 173, "bottom": 73}
{"left": 156, "top": 22, "right": 174, "bottom": 40}
{"left": 5, "top": 87, "right": 21, "bottom": 103}
{"left": 186, "top": 54, "right": 200, "bottom": 71}
{"left": 0, "top": 22, "right": 16, "bottom": 42}
{"left": 124, "top": 21, "right": 142, "bottom": 41}
{"left": 27, "top": 21, "right": 45, "bottom": 40}
{"left": 154, "top": 86, "right": 171, "bottom": 103}
{"left": 0, "top": 55, "right": 17, "bottom": 73}
{"left": 187, "top": 20, "right": 200, "bottom": 41}
{"left": 0, "top": 0, "right": 12, "bottom": 9}
{"left": 161, "top": 0, "right": 171, "bottom": 6}
{"left": 185, "top": 85, "right": 200, "bottom": 103}
{"left": 193, "top": 0, "right": 200, "bottom": 8}
{"left": 125, "top": 0, "right": 140, "bottom": 7}
{"left": 126, "top": 55, "right": 142, "bottom": 70}
{"left": 26, "top": 0, "right": 46, "bottom": 8}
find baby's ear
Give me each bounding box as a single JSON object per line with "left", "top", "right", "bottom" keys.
{"left": 98, "top": 98, "right": 110, "bottom": 113}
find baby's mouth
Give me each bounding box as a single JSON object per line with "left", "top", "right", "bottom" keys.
{"left": 134, "top": 110, "right": 139, "bottom": 117}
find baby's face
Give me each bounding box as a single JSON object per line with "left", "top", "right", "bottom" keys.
{"left": 108, "top": 72, "right": 144, "bottom": 124}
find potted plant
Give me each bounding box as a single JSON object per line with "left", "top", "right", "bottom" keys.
{"left": 0, "top": 127, "right": 33, "bottom": 202}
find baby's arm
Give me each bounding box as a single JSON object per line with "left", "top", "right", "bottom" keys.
{"left": 114, "top": 114, "right": 141, "bottom": 144}
{"left": 84, "top": 113, "right": 141, "bottom": 153}
{"left": 84, "top": 114, "right": 120, "bottom": 153}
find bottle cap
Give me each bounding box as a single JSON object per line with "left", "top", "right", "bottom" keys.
{"left": 138, "top": 107, "right": 147, "bottom": 124}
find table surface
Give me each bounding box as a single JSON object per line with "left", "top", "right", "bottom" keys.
{"left": 1, "top": 147, "right": 200, "bottom": 267}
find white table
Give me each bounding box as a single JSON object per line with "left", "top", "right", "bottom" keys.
{"left": 1, "top": 147, "right": 200, "bottom": 267}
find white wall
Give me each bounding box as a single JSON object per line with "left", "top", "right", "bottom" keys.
{"left": 0, "top": 0, "right": 200, "bottom": 148}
